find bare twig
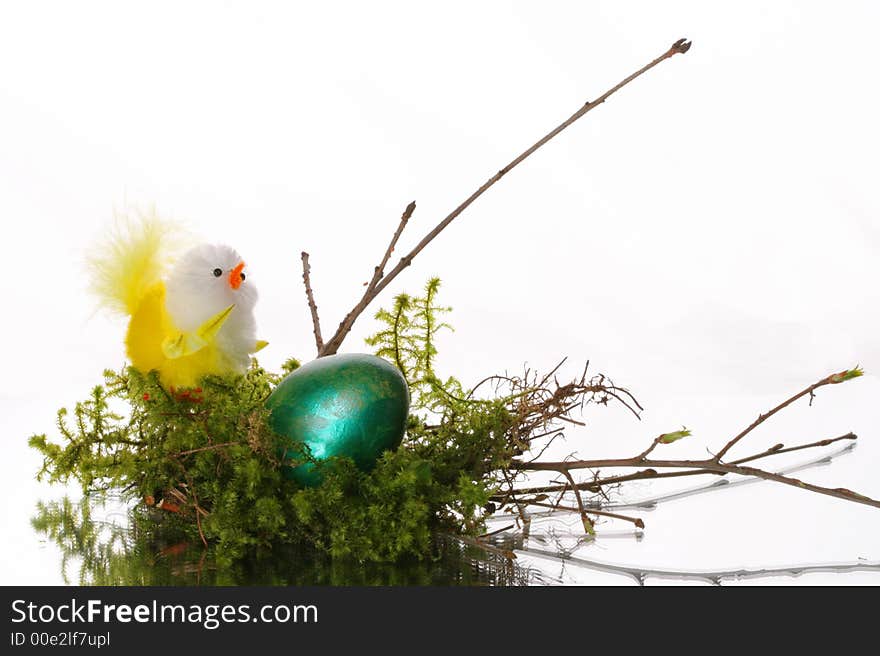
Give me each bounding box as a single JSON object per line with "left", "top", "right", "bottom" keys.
{"left": 300, "top": 251, "right": 324, "bottom": 354}
{"left": 511, "top": 442, "right": 880, "bottom": 510}
{"left": 602, "top": 442, "right": 857, "bottom": 512}
{"left": 485, "top": 367, "right": 872, "bottom": 544}
{"left": 173, "top": 441, "right": 240, "bottom": 458}
{"left": 169, "top": 457, "right": 210, "bottom": 547}
{"left": 318, "top": 38, "right": 691, "bottom": 356}
{"left": 730, "top": 433, "right": 857, "bottom": 466}
{"left": 529, "top": 501, "right": 645, "bottom": 529}
{"left": 714, "top": 370, "right": 858, "bottom": 461}
{"left": 367, "top": 201, "right": 416, "bottom": 296}
{"left": 319, "top": 202, "right": 415, "bottom": 356}
{"left": 562, "top": 467, "right": 594, "bottom": 535}
{"left": 491, "top": 442, "right": 857, "bottom": 520}
{"left": 634, "top": 435, "right": 666, "bottom": 460}
{"left": 491, "top": 373, "right": 869, "bottom": 513}
{"left": 496, "top": 433, "right": 859, "bottom": 500}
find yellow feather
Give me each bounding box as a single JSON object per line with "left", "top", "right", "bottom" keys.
{"left": 125, "top": 282, "right": 229, "bottom": 389}
{"left": 161, "top": 304, "right": 235, "bottom": 360}
{"left": 87, "top": 209, "right": 181, "bottom": 316}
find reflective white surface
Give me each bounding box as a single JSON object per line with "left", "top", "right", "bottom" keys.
{"left": 1, "top": 1, "right": 878, "bottom": 585}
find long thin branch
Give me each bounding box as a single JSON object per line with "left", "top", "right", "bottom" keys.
{"left": 714, "top": 369, "right": 859, "bottom": 461}
{"left": 489, "top": 442, "right": 856, "bottom": 520}
{"left": 367, "top": 201, "right": 416, "bottom": 296}
{"left": 510, "top": 441, "right": 880, "bottom": 510}
{"left": 601, "top": 442, "right": 857, "bottom": 512}
{"left": 504, "top": 370, "right": 869, "bottom": 513}
{"left": 498, "top": 432, "right": 858, "bottom": 498}
{"left": 319, "top": 202, "right": 415, "bottom": 356}
{"left": 529, "top": 501, "right": 645, "bottom": 528}
{"left": 300, "top": 251, "right": 324, "bottom": 353}
{"left": 173, "top": 441, "right": 240, "bottom": 458}
{"left": 730, "top": 433, "right": 857, "bottom": 466}
{"left": 318, "top": 38, "right": 692, "bottom": 356}
{"left": 562, "top": 467, "right": 593, "bottom": 534}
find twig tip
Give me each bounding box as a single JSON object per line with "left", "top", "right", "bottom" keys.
{"left": 672, "top": 38, "right": 692, "bottom": 54}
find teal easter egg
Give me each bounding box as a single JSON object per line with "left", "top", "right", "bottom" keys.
{"left": 265, "top": 353, "right": 409, "bottom": 486}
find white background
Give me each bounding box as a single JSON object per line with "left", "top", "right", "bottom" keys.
{"left": 1, "top": 1, "right": 878, "bottom": 584}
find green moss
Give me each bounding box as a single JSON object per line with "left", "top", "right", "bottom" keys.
{"left": 30, "top": 279, "right": 515, "bottom": 563}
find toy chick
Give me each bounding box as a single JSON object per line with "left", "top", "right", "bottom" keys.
{"left": 89, "top": 214, "right": 267, "bottom": 390}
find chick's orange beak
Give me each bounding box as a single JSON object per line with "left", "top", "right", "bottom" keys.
{"left": 229, "top": 261, "right": 245, "bottom": 290}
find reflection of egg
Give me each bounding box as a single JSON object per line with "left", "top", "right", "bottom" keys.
{"left": 266, "top": 353, "right": 409, "bottom": 486}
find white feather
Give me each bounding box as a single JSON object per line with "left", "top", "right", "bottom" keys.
{"left": 165, "top": 243, "right": 259, "bottom": 372}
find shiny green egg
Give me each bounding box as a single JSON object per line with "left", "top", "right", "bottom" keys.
{"left": 265, "top": 353, "right": 409, "bottom": 486}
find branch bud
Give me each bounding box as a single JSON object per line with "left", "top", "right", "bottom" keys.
{"left": 828, "top": 366, "right": 864, "bottom": 384}
{"left": 658, "top": 427, "right": 691, "bottom": 444}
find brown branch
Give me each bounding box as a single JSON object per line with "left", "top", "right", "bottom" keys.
{"left": 714, "top": 371, "right": 855, "bottom": 462}
{"left": 500, "top": 469, "right": 532, "bottom": 538}
{"left": 498, "top": 435, "right": 858, "bottom": 500}
{"left": 598, "top": 442, "right": 859, "bottom": 513}
{"left": 170, "top": 457, "right": 210, "bottom": 547}
{"left": 318, "top": 38, "right": 691, "bottom": 356}
{"left": 510, "top": 437, "right": 880, "bottom": 510}
{"left": 529, "top": 501, "right": 645, "bottom": 529}
{"left": 319, "top": 202, "right": 415, "bottom": 356}
{"left": 562, "top": 467, "right": 594, "bottom": 535}
{"left": 367, "top": 201, "right": 416, "bottom": 296}
{"left": 193, "top": 502, "right": 207, "bottom": 547}
{"left": 730, "top": 432, "right": 857, "bottom": 466}
{"left": 496, "top": 468, "right": 676, "bottom": 499}
{"left": 634, "top": 435, "right": 666, "bottom": 461}
{"left": 714, "top": 461, "right": 879, "bottom": 508}
{"left": 172, "top": 441, "right": 240, "bottom": 458}
{"left": 300, "top": 251, "right": 324, "bottom": 354}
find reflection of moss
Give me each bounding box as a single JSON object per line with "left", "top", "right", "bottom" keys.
{"left": 31, "top": 496, "right": 531, "bottom": 586}
{"left": 32, "top": 497, "right": 191, "bottom": 585}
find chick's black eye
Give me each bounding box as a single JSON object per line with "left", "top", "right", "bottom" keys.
{"left": 240, "top": 272, "right": 246, "bottom": 281}
{"left": 212, "top": 268, "right": 223, "bottom": 277}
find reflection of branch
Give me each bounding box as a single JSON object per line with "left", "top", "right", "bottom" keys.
{"left": 317, "top": 38, "right": 692, "bottom": 356}
{"left": 170, "top": 457, "right": 210, "bottom": 547}
{"left": 520, "top": 546, "right": 880, "bottom": 586}
{"left": 604, "top": 442, "right": 856, "bottom": 511}
{"left": 453, "top": 534, "right": 517, "bottom": 560}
